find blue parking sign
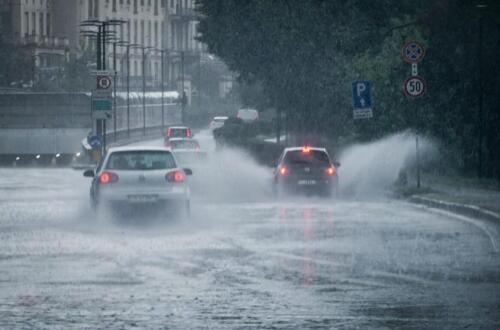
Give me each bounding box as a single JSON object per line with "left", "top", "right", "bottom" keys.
{"left": 352, "top": 81, "right": 372, "bottom": 109}
{"left": 87, "top": 135, "right": 102, "bottom": 149}
{"left": 352, "top": 81, "right": 373, "bottom": 119}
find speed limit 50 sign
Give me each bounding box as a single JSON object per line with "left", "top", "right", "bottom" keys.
{"left": 404, "top": 76, "right": 426, "bottom": 98}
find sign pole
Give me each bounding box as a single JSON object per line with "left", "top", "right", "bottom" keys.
{"left": 402, "top": 41, "right": 426, "bottom": 189}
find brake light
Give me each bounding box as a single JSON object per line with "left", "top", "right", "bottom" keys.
{"left": 167, "top": 128, "right": 172, "bottom": 137}
{"left": 279, "top": 166, "right": 288, "bottom": 176}
{"left": 186, "top": 129, "right": 192, "bottom": 137}
{"left": 99, "top": 171, "right": 119, "bottom": 184}
{"left": 302, "top": 146, "right": 311, "bottom": 153}
{"left": 326, "top": 166, "right": 336, "bottom": 176}
{"left": 166, "top": 170, "right": 185, "bottom": 183}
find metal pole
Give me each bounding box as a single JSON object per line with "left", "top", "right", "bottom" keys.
{"left": 181, "top": 50, "right": 185, "bottom": 124}
{"left": 97, "top": 26, "right": 102, "bottom": 70}
{"left": 477, "top": 16, "right": 483, "bottom": 178}
{"left": 142, "top": 47, "right": 146, "bottom": 136}
{"left": 161, "top": 50, "right": 165, "bottom": 131}
{"left": 96, "top": 25, "right": 104, "bottom": 156}
{"left": 126, "top": 45, "right": 130, "bottom": 139}
{"left": 102, "top": 23, "right": 106, "bottom": 71}
{"left": 113, "top": 42, "right": 117, "bottom": 142}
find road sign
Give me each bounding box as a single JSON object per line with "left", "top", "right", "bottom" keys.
{"left": 404, "top": 76, "right": 426, "bottom": 98}
{"left": 96, "top": 75, "right": 112, "bottom": 89}
{"left": 402, "top": 41, "right": 425, "bottom": 63}
{"left": 87, "top": 135, "right": 102, "bottom": 149}
{"left": 352, "top": 80, "right": 373, "bottom": 119}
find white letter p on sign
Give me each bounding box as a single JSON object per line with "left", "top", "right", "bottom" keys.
{"left": 357, "top": 83, "right": 366, "bottom": 97}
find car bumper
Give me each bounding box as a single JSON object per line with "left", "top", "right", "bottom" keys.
{"left": 97, "top": 186, "right": 189, "bottom": 204}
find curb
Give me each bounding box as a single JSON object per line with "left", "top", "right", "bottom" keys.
{"left": 409, "top": 195, "right": 500, "bottom": 224}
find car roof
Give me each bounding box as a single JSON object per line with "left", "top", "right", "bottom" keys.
{"left": 168, "top": 126, "right": 190, "bottom": 130}
{"left": 107, "top": 146, "right": 172, "bottom": 153}
{"left": 168, "top": 137, "right": 198, "bottom": 142}
{"left": 284, "top": 147, "right": 328, "bottom": 153}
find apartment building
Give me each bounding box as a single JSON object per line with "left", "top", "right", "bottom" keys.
{"left": 0, "top": 0, "right": 68, "bottom": 84}
{"left": 53, "top": 0, "right": 168, "bottom": 88}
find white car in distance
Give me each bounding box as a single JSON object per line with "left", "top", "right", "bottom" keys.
{"left": 209, "top": 116, "right": 228, "bottom": 130}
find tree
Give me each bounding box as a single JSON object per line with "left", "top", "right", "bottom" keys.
{"left": 196, "top": 0, "right": 500, "bottom": 178}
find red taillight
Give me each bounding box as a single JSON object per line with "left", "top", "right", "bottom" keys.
{"left": 326, "top": 166, "right": 336, "bottom": 176}
{"left": 166, "top": 170, "right": 185, "bottom": 183}
{"left": 99, "top": 171, "right": 118, "bottom": 184}
{"left": 302, "top": 146, "right": 311, "bottom": 153}
{"left": 167, "top": 128, "right": 172, "bottom": 137}
{"left": 279, "top": 166, "right": 288, "bottom": 176}
{"left": 186, "top": 129, "right": 192, "bottom": 137}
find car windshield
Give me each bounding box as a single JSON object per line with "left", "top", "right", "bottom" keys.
{"left": 106, "top": 151, "right": 176, "bottom": 170}
{"left": 284, "top": 150, "right": 330, "bottom": 166}
{"left": 170, "top": 140, "right": 199, "bottom": 149}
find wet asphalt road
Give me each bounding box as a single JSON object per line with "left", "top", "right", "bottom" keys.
{"left": 0, "top": 133, "right": 499, "bottom": 329}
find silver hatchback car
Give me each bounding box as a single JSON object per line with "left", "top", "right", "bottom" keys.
{"left": 84, "top": 146, "right": 192, "bottom": 219}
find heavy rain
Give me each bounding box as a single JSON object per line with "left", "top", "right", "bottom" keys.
{"left": 0, "top": 1, "right": 499, "bottom": 329}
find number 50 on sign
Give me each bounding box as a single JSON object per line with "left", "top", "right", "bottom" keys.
{"left": 404, "top": 76, "right": 426, "bottom": 98}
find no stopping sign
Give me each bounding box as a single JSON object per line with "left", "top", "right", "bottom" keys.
{"left": 404, "top": 76, "right": 426, "bottom": 98}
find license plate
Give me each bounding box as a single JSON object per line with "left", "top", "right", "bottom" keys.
{"left": 127, "top": 194, "right": 158, "bottom": 203}
{"left": 298, "top": 180, "right": 317, "bottom": 185}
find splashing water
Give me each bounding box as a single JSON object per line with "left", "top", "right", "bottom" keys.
{"left": 338, "top": 131, "right": 434, "bottom": 196}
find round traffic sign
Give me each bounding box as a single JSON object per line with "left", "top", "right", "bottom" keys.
{"left": 402, "top": 41, "right": 425, "bottom": 63}
{"left": 404, "top": 76, "right": 426, "bottom": 98}
{"left": 97, "top": 75, "right": 112, "bottom": 89}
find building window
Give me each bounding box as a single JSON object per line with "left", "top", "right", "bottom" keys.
{"left": 154, "top": 0, "right": 158, "bottom": 15}
{"left": 127, "top": 20, "right": 131, "bottom": 42}
{"left": 154, "top": 21, "right": 158, "bottom": 47}
{"left": 31, "top": 12, "right": 36, "bottom": 35}
{"left": 46, "top": 13, "right": 50, "bottom": 35}
{"left": 133, "top": 0, "right": 138, "bottom": 13}
{"left": 94, "top": 0, "right": 99, "bottom": 17}
{"left": 112, "top": 0, "right": 117, "bottom": 12}
{"left": 148, "top": 21, "right": 151, "bottom": 46}
{"left": 24, "top": 12, "right": 29, "bottom": 36}
{"left": 88, "top": 0, "right": 93, "bottom": 18}
{"left": 140, "top": 20, "right": 144, "bottom": 45}
{"left": 134, "top": 20, "right": 138, "bottom": 43}
{"left": 39, "top": 13, "right": 44, "bottom": 36}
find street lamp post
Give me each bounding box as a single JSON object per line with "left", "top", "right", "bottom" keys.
{"left": 80, "top": 19, "right": 124, "bottom": 155}
{"left": 153, "top": 48, "right": 169, "bottom": 132}
{"left": 133, "top": 45, "right": 154, "bottom": 136}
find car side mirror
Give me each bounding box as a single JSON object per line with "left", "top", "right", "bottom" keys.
{"left": 333, "top": 161, "right": 341, "bottom": 168}
{"left": 83, "top": 169, "right": 95, "bottom": 177}
{"left": 183, "top": 168, "right": 193, "bottom": 176}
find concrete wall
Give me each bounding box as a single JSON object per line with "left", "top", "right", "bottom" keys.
{"left": 0, "top": 91, "right": 181, "bottom": 154}
{"left": 0, "top": 92, "right": 91, "bottom": 129}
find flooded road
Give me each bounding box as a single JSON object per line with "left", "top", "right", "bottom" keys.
{"left": 0, "top": 133, "right": 499, "bottom": 329}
